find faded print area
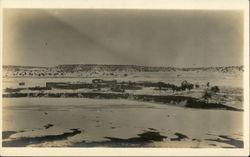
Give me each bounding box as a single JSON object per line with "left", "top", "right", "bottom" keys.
{"left": 2, "top": 9, "right": 244, "bottom": 148}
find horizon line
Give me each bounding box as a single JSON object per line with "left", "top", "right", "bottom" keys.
{"left": 2, "top": 64, "right": 244, "bottom": 69}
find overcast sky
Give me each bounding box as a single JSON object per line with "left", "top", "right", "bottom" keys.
{"left": 3, "top": 9, "right": 243, "bottom": 67}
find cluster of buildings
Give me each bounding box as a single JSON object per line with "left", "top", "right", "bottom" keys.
{"left": 5, "top": 79, "right": 198, "bottom": 94}
{"left": 45, "top": 79, "right": 142, "bottom": 92}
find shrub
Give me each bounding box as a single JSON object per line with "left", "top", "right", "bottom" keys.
{"left": 195, "top": 84, "right": 200, "bottom": 88}
{"left": 202, "top": 90, "right": 212, "bottom": 101}
{"left": 211, "top": 86, "right": 220, "bottom": 93}
{"left": 181, "top": 80, "right": 194, "bottom": 91}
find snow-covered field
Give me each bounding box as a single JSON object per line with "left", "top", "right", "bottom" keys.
{"left": 2, "top": 71, "right": 244, "bottom": 147}
{"left": 2, "top": 98, "right": 243, "bottom": 147}
{"left": 3, "top": 71, "right": 243, "bottom": 88}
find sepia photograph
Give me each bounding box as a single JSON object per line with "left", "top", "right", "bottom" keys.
{"left": 0, "top": 0, "right": 249, "bottom": 156}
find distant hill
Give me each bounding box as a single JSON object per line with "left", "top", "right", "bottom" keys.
{"left": 177, "top": 66, "right": 244, "bottom": 73}
{"left": 3, "top": 64, "right": 244, "bottom": 72}
{"left": 3, "top": 64, "right": 244, "bottom": 78}
{"left": 54, "top": 64, "right": 177, "bottom": 72}
{"left": 3, "top": 65, "right": 47, "bottom": 71}
{"left": 53, "top": 64, "right": 244, "bottom": 73}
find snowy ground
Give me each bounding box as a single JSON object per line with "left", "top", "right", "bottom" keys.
{"left": 2, "top": 98, "right": 243, "bottom": 148}
{"left": 3, "top": 71, "right": 243, "bottom": 88}
{"left": 2, "top": 71, "right": 244, "bottom": 110}
{"left": 2, "top": 71, "right": 244, "bottom": 147}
